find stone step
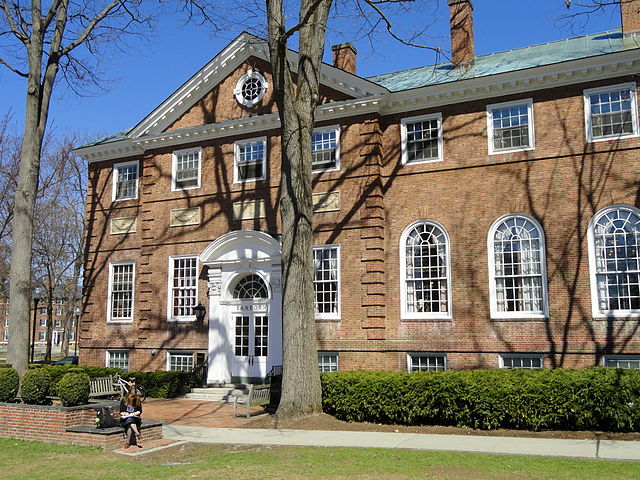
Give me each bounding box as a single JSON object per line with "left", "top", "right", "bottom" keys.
{"left": 185, "top": 385, "right": 249, "bottom": 402}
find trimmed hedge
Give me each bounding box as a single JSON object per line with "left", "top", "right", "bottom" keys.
{"left": 26, "top": 365, "right": 192, "bottom": 399}
{"left": 57, "top": 371, "right": 91, "bottom": 407}
{"left": 0, "top": 366, "right": 19, "bottom": 402}
{"left": 20, "top": 369, "right": 52, "bottom": 405}
{"left": 321, "top": 368, "right": 640, "bottom": 432}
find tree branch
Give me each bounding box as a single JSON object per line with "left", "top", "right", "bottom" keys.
{"left": 0, "top": 57, "right": 27, "bottom": 77}
{"left": 1, "top": 0, "right": 28, "bottom": 43}
{"left": 59, "top": 0, "right": 121, "bottom": 57}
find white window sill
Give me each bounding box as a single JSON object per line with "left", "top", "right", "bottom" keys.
{"left": 401, "top": 314, "right": 452, "bottom": 321}
{"left": 587, "top": 132, "right": 638, "bottom": 143}
{"left": 168, "top": 317, "right": 197, "bottom": 322}
{"left": 490, "top": 313, "right": 547, "bottom": 320}
{"left": 107, "top": 319, "right": 133, "bottom": 324}
{"left": 402, "top": 157, "right": 443, "bottom": 167}
{"left": 593, "top": 312, "right": 640, "bottom": 320}
{"left": 489, "top": 145, "right": 535, "bottom": 155}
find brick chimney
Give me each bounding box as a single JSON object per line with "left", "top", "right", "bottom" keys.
{"left": 332, "top": 43, "right": 357, "bottom": 75}
{"left": 621, "top": 0, "right": 640, "bottom": 35}
{"left": 448, "top": 0, "right": 475, "bottom": 67}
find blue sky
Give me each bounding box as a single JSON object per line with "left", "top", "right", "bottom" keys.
{"left": 0, "top": 0, "right": 622, "bottom": 141}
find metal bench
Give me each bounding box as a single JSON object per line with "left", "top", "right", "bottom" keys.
{"left": 233, "top": 384, "right": 271, "bottom": 418}
{"left": 89, "top": 376, "right": 120, "bottom": 398}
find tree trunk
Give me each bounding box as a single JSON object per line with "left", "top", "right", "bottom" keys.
{"left": 266, "top": 0, "right": 332, "bottom": 421}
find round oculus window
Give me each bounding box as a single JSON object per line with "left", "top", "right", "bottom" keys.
{"left": 234, "top": 70, "right": 268, "bottom": 107}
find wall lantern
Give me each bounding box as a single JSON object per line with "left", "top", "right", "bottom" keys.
{"left": 193, "top": 302, "right": 206, "bottom": 323}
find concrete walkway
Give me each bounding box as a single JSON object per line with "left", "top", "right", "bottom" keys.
{"left": 162, "top": 424, "right": 640, "bottom": 461}
{"left": 130, "top": 398, "right": 640, "bottom": 461}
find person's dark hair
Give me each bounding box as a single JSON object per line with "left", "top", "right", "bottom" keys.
{"left": 124, "top": 388, "right": 141, "bottom": 408}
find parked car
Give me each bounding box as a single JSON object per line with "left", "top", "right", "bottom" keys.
{"left": 52, "top": 355, "right": 78, "bottom": 365}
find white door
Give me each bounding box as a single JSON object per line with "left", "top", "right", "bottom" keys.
{"left": 232, "top": 314, "right": 269, "bottom": 379}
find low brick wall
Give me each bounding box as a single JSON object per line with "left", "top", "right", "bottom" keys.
{"left": 0, "top": 402, "right": 162, "bottom": 450}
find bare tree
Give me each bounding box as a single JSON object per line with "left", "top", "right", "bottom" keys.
{"left": 0, "top": 1, "right": 154, "bottom": 374}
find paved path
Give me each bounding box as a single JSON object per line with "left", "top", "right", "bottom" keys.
{"left": 137, "top": 398, "right": 640, "bottom": 461}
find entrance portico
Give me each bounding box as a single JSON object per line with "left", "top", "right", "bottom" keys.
{"left": 199, "top": 230, "right": 282, "bottom": 385}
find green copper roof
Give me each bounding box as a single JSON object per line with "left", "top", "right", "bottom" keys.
{"left": 367, "top": 30, "right": 640, "bottom": 92}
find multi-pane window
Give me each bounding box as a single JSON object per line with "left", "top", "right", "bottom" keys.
{"left": 39, "top": 307, "right": 47, "bottom": 315}
{"left": 312, "top": 127, "right": 339, "bottom": 171}
{"left": 113, "top": 161, "right": 138, "bottom": 201}
{"left": 169, "top": 352, "right": 194, "bottom": 372}
{"left": 39, "top": 331, "right": 46, "bottom": 341}
{"left": 235, "top": 316, "right": 250, "bottom": 356}
{"left": 3, "top": 331, "right": 7, "bottom": 341}
{"left": 313, "top": 245, "right": 340, "bottom": 318}
{"left": 401, "top": 114, "right": 443, "bottom": 165}
{"left": 402, "top": 221, "right": 450, "bottom": 318}
{"left": 233, "top": 275, "right": 269, "bottom": 299}
{"left": 109, "top": 262, "right": 134, "bottom": 322}
{"left": 107, "top": 350, "right": 129, "bottom": 370}
{"left": 318, "top": 352, "right": 339, "bottom": 373}
{"left": 39, "top": 317, "right": 46, "bottom": 327}
{"left": 490, "top": 215, "right": 547, "bottom": 317}
{"left": 487, "top": 100, "right": 534, "bottom": 153}
{"left": 589, "top": 206, "right": 640, "bottom": 316}
{"left": 54, "top": 308, "right": 62, "bottom": 316}
{"left": 169, "top": 256, "right": 198, "bottom": 320}
{"left": 408, "top": 354, "right": 446, "bottom": 372}
{"left": 500, "top": 355, "right": 543, "bottom": 369}
{"left": 585, "top": 84, "right": 638, "bottom": 141}
{"left": 254, "top": 316, "right": 268, "bottom": 357}
{"left": 235, "top": 138, "right": 266, "bottom": 182}
{"left": 172, "top": 148, "right": 201, "bottom": 189}
{"left": 605, "top": 356, "right": 640, "bottom": 369}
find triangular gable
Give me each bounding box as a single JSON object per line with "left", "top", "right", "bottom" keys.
{"left": 129, "top": 32, "right": 387, "bottom": 139}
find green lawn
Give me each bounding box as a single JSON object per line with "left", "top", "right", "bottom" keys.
{"left": 1, "top": 439, "right": 639, "bottom": 480}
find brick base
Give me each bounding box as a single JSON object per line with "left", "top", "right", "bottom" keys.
{"left": 0, "top": 402, "right": 163, "bottom": 450}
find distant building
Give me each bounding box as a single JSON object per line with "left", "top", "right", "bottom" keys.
{"left": 75, "top": 0, "right": 640, "bottom": 381}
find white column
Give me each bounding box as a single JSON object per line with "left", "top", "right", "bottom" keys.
{"left": 206, "top": 267, "right": 230, "bottom": 385}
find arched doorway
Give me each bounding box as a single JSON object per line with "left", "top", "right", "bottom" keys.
{"left": 199, "top": 230, "right": 282, "bottom": 384}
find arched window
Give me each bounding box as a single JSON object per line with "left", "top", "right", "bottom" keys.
{"left": 401, "top": 221, "right": 451, "bottom": 318}
{"left": 232, "top": 274, "right": 268, "bottom": 300}
{"left": 588, "top": 205, "right": 640, "bottom": 316}
{"left": 488, "top": 214, "right": 547, "bottom": 317}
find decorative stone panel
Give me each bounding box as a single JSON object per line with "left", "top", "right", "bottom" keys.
{"left": 170, "top": 207, "right": 201, "bottom": 227}
{"left": 313, "top": 191, "right": 340, "bottom": 213}
{"left": 233, "top": 199, "right": 266, "bottom": 220}
{"left": 110, "top": 216, "right": 137, "bottom": 235}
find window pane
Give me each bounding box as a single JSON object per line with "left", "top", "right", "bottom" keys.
{"left": 108, "top": 350, "right": 129, "bottom": 370}
{"left": 313, "top": 246, "right": 339, "bottom": 316}
{"left": 501, "top": 355, "right": 542, "bottom": 369}
{"left": 493, "top": 216, "right": 544, "bottom": 314}
{"left": 115, "top": 164, "right": 137, "bottom": 200}
{"left": 172, "top": 257, "right": 197, "bottom": 318}
{"left": 312, "top": 130, "right": 337, "bottom": 170}
{"left": 405, "top": 223, "right": 449, "bottom": 314}
{"left": 405, "top": 118, "right": 440, "bottom": 163}
{"left": 237, "top": 141, "right": 265, "bottom": 181}
{"left": 318, "top": 353, "right": 339, "bottom": 372}
{"left": 175, "top": 151, "right": 200, "bottom": 188}
{"left": 593, "top": 208, "right": 640, "bottom": 312}
{"left": 491, "top": 104, "right": 530, "bottom": 151}
{"left": 169, "top": 353, "right": 194, "bottom": 371}
{"left": 590, "top": 88, "right": 634, "bottom": 139}
{"left": 111, "top": 263, "right": 134, "bottom": 321}
{"left": 410, "top": 355, "right": 446, "bottom": 371}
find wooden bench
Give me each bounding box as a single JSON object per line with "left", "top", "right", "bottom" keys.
{"left": 233, "top": 384, "right": 271, "bottom": 418}
{"left": 89, "top": 376, "right": 121, "bottom": 399}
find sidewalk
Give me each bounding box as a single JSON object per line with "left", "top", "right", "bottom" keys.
{"left": 136, "top": 398, "right": 640, "bottom": 461}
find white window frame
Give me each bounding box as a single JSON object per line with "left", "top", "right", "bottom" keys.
{"left": 311, "top": 126, "right": 340, "bottom": 172}
{"left": 112, "top": 160, "right": 139, "bottom": 202}
{"left": 487, "top": 213, "right": 549, "bottom": 319}
{"left": 499, "top": 354, "right": 544, "bottom": 369}
{"left": 167, "top": 255, "right": 199, "bottom": 322}
{"left": 2, "top": 331, "right": 7, "bottom": 341}
{"left": 172, "top": 147, "right": 201, "bottom": 191}
{"left": 107, "top": 261, "right": 135, "bottom": 323}
{"left": 407, "top": 353, "right": 447, "bottom": 372}
{"left": 167, "top": 351, "right": 194, "bottom": 372}
{"left": 604, "top": 355, "right": 640, "bottom": 369}
{"left": 587, "top": 204, "right": 640, "bottom": 318}
{"left": 584, "top": 82, "right": 638, "bottom": 143}
{"left": 39, "top": 317, "right": 46, "bottom": 327}
{"left": 106, "top": 349, "right": 130, "bottom": 370}
{"left": 486, "top": 99, "right": 535, "bottom": 155}
{"left": 234, "top": 70, "right": 268, "bottom": 108}
{"left": 313, "top": 244, "right": 341, "bottom": 320}
{"left": 234, "top": 137, "right": 267, "bottom": 183}
{"left": 400, "top": 113, "right": 444, "bottom": 166}
{"left": 400, "top": 220, "right": 452, "bottom": 320}
{"left": 38, "top": 331, "right": 46, "bottom": 341}
{"left": 318, "top": 352, "right": 339, "bottom": 373}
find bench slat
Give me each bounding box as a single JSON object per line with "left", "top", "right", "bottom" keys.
{"left": 233, "top": 384, "right": 271, "bottom": 419}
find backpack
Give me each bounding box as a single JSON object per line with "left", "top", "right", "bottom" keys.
{"left": 95, "top": 406, "right": 119, "bottom": 428}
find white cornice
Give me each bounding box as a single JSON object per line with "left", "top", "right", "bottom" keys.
{"left": 76, "top": 46, "right": 640, "bottom": 163}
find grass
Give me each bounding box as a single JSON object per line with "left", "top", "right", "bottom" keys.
{"left": 1, "top": 439, "right": 640, "bottom": 479}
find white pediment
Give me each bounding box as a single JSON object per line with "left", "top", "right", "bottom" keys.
{"left": 200, "top": 230, "right": 281, "bottom": 265}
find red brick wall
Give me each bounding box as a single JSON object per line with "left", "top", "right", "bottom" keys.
{"left": 82, "top": 65, "right": 640, "bottom": 372}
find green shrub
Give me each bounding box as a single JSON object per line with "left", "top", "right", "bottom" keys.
{"left": 0, "top": 366, "right": 19, "bottom": 402}
{"left": 57, "top": 371, "right": 91, "bottom": 407}
{"left": 126, "top": 371, "right": 191, "bottom": 398}
{"left": 20, "top": 369, "right": 52, "bottom": 405}
{"left": 321, "top": 367, "right": 640, "bottom": 432}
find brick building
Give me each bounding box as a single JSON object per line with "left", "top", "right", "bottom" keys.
{"left": 75, "top": 0, "right": 640, "bottom": 382}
